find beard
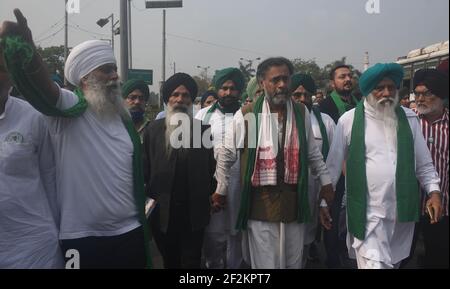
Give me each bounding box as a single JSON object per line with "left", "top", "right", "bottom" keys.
{"left": 218, "top": 95, "right": 240, "bottom": 113}
{"left": 335, "top": 81, "right": 353, "bottom": 97}
{"left": 84, "top": 74, "right": 129, "bottom": 120}
{"left": 164, "top": 102, "right": 193, "bottom": 157}
{"left": 367, "top": 93, "right": 399, "bottom": 149}
{"left": 266, "top": 89, "right": 288, "bottom": 106}
{"left": 417, "top": 99, "right": 442, "bottom": 116}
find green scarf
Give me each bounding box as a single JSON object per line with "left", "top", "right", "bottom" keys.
{"left": 347, "top": 101, "right": 419, "bottom": 240}
{"left": 311, "top": 106, "right": 330, "bottom": 160}
{"left": 203, "top": 101, "right": 240, "bottom": 124}
{"left": 330, "top": 90, "right": 358, "bottom": 117}
{"left": 236, "top": 96, "right": 310, "bottom": 230}
{"left": 2, "top": 36, "right": 152, "bottom": 268}
{"left": 203, "top": 102, "right": 224, "bottom": 124}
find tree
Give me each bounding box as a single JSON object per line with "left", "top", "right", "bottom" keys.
{"left": 36, "top": 45, "right": 66, "bottom": 77}
{"left": 291, "top": 58, "right": 327, "bottom": 89}
{"left": 238, "top": 59, "right": 257, "bottom": 82}
{"left": 193, "top": 75, "right": 211, "bottom": 96}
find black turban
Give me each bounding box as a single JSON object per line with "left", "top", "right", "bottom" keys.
{"left": 289, "top": 73, "right": 317, "bottom": 94}
{"left": 413, "top": 69, "right": 448, "bottom": 99}
{"left": 200, "top": 90, "right": 218, "bottom": 107}
{"left": 162, "top": 73, "right": 198, "bottom": 103}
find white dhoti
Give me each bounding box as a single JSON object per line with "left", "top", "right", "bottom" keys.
{"left": 203, "top": 159, "right": 242, "bottom": 269}
{"left": 246, "top": 220, "right": 305, "bottom": 269}
{"left": 354, "top": 251, "right": 401, "bottom": 269}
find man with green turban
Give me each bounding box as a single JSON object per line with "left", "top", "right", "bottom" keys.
{"left": 122, "top": 79, "right": 150, "bottom": 140}
{"left": 195, "top": 67, "right": 245, "bottom": 269}
{"left": 325, "top": 63, "right": 442, "bottom": 269}
{"left": 242, "top": 77, "right": 263, "bottom": 106}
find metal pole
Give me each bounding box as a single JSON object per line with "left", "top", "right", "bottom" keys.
{"left": 111, "top": 14, "right": 114, "bottom": 51}
{"left": 120, "top": 0, "right": 129, "bottom": 81}
{"left": 64, "top": 0, "right": 68, "bottom": 86}
{"left": 128, "top": 0, "right": 132, "bottom": 68}
{"left": 173, "top": 62, "right": 176, "bottom": 74}
{"left": 162, "top": 9, "right": 166, "bottom": 83}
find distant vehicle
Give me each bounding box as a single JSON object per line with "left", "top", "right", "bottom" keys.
{"left": 396, "top": 40, "right": 449, "bottom": 92}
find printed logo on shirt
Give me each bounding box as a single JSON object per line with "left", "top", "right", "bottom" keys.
{"left": 4, "top": 132, "right": 24, "bottom": 144}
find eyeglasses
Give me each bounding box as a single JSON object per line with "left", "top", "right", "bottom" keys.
{"left": 414, "top": 90, "right": 434, "bottom": 98}
{"left": 220, "top": 86, "right": 237, "bottom": 92}
{"left": 127, "top": 94, "right": 145, "bottom": 101}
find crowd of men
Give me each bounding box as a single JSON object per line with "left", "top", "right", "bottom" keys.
{"left": 1, "top": 9, "right": 448, "bottom": 269}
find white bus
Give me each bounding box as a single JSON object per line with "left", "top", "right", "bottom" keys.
{"left": 396, "top": 40, "right": 449, "bottom": 92}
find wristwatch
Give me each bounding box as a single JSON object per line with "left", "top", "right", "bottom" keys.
{"left": 319, "top": 199, "right": 328, "bottom": 208}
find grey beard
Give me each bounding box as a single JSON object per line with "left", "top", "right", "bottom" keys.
{"left": 417, "top": 98, "right": 443, "bottom": 116}
{"left": 265, "top": 90, "right": 287, "bottom": 106}
{"left": 84, "top": 74, "right": 129, "bottom": 120}
{"left": 164, "top": 104, "right": 193, "bottom": 157}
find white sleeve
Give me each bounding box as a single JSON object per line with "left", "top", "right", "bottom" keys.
{"left": 409, "top": 117, "right": 441, "bottom": 194}
{"left": 35, "top": 114, "right": 59, "bottom": 227}
{"left": 214, "top": 110, "right": 243, "bottom": 196}
{"left": 305, "top": 109, "right": 332, "bottom": 186}
{"left": 56, "top": 87, "right": 79, "bottom": 110}
{"left": 326, "top": 117, "right": 348, "bottom": 190}
{"left": 323, "top": 113, "right": 336, "bottom": 147}
{"left": 194, "top": 107, "right": 206, "bottom": 121}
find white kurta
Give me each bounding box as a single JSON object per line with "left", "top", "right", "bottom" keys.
{"left": 195, "top": 107, "right": 241, "bottom": 235}
{"left": 304, "top": 112, "right": 336, "bottom": 245}
{"left": 195, "top": 107, "right": 242, "bottom": 269}
{"left": 215, "top": 101, "right": 332, "bottom": 269}
{"left": 326, "top": 100, "right": 440, "bottom": 266}
{"left": 48, "top": 88, "right": 140, "bottom": 240}
{"left": 0, "top": 96, "right": 63, "bottom": 268}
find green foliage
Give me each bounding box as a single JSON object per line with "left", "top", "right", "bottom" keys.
{"left": 36, "top": 45, "right": 66, "bottom": 76}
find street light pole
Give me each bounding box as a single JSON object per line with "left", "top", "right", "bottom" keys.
{"left": 128, "top": 0, "right": 132, "bottom": 68}
{"left": 162, "top": 9, "right": 166, "bottom": 83}
{"left": 145, "top": 1, "right": 183, "bottom": 107}
{"left": 64, "top": 0, "right": 68, "bottom": 86}
{"left": 197, "top": 65, "right": 210, "bottom": 82}
{"left": 111, "top": 14, "right": 114, "bottom": 51}
{"left": 120, "top": 0, "right": 129, "bottom": 81}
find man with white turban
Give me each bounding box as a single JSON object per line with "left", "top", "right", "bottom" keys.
{"left": 0, "top": 9, "right": 151, "bottom": 268}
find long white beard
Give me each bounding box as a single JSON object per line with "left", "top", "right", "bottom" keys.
{"left": 164, "top": 103, "right": 193, "bottom": 157}
{"left": 367, "top": 93, "right": 399, "bottom": 150}
{"left": 84, "top": 74, "right": 129, "bottom": 120}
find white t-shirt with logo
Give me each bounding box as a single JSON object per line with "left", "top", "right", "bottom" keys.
{"left": 0, "top": 96, "right": 63, "bottom": 268}
{"left": 48, "top": 88, "right": 140, "bottom": 240}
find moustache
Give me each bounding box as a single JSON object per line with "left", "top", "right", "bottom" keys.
{"left": 172, "top": 104, "right": 189, "bottom": 113}
{"left": 274, "top": 90, "right": 288, "bottom": 97}
{"left": 105, "top": 81, "right": 119, "bottom": 89}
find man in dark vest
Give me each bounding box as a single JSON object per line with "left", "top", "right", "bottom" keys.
{"left": 214, "top": 57, "right": 334, "bottom": 269}
{"left": 319, "top": 64, "right": 358, "bottom": 268}
{"left": 143, "top": 72, "right": 216, "bottom": 268}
